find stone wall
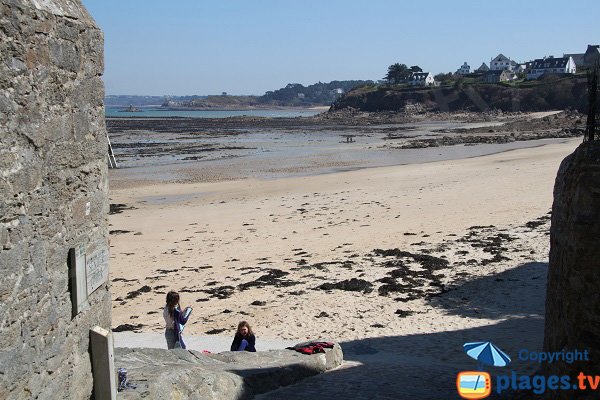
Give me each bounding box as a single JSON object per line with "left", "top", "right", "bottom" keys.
{"left": 543, "top": 140, "right": 600, "bottom": 399}
{"left": 0, "top": 1, "right": 110, "bottom": 398}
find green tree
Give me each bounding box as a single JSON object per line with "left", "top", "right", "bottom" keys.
{"left": 385, "top": 63, "right": 410, "bottom": 84}
{"left": 409, "top": 65, "right": 423, "bottom": 73}
{"left": 434, "top": 72, "right": 454, "bottom": 85}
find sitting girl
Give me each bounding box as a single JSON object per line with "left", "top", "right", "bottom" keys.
{"left": 163, "top": 291, "right": 192, "bottom": 349}
{"left": 230, "top": 321, "right": 256, "bottom": 352}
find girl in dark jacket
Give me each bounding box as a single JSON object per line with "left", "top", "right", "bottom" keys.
{"left": 163, "top": 291, "right": 192, "bottom": 349}
{"left": 230, "top": 321, "right": 256, "bottom": 352}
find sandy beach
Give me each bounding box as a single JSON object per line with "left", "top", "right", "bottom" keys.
{"left": 108, "top": 114, "right": 580, "bottom": 357}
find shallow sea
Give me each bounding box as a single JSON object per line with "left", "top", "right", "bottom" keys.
{"left": 104, "top": 107, "right": 323, "bottom": 118}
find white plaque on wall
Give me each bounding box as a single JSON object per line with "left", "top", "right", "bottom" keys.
{"left": 86, "top": 246, "right": 109, "bottom": 295}
{"left": 69, "top": 244, "right": 89, "bottom": 316}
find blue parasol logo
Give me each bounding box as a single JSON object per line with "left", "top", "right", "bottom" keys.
{"left": 463, "top": 341, "right": 511, "bottom": 368}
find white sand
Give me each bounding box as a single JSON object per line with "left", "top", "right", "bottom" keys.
{"left": 108, "top": 138, "right": 579, "bottom": 349}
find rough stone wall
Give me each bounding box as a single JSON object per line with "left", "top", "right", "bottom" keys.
{"left": 543, "top": 140, "right": 600, "bottom": 399}
{"left": 0, "top": 1, "right": 110, "bottom": 399}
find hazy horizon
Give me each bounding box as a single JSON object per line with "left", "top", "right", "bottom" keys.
{"left": 82, "top": 0, "right": 600, "bottom": 96}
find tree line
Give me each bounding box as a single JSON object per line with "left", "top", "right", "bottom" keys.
{"left": 384, "top": 63, "right": 423, "bottom": 84}
{"left": 258, "top": 80, "right": 373, "bottom": 105}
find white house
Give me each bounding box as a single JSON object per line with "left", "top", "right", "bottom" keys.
{"left": 563, "top": 52, "right": 585, "bottom": 67}
{"left": 526, "top": 56, "right": 576, "bottom": 80}
{"left": 408, "top": 72, "right": 435, "bottom": 86}
{"left": 490, "top": 54, "right": 518, "bottom": 71}
{"left": 456, "top": 62, "right": 470, "bottom": 75}
{"left": 514, "top": 63, "right": 527, "bottom": 73}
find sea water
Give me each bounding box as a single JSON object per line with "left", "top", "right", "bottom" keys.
{"left": 104, "top": 107, "right": 323, "bottom": 118}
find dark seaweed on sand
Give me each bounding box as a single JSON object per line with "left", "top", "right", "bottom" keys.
{"left": 206, "top": 328, "right": 228, "bottom": 335}
{"left": 237, "top": 269, "right": 299, "bottom": 291}
{"left": 316, "top": 278, "right": 373, "bottom": 294}
{"left": 112, "top": 323, "right": 145, "bottom": 332}
{"left": 524, "top": 215, "right": 551, "bottom": 229}
{"left": 202, "top": 285, "right": 235, "bottom": 299}
{"left": 125, "top": 285, "right": 152, "bottom": 300}
{"left": 372, "top": 249, "right": 449, "bottom": 270}
{"left": 109, "top": 203, "right": 137, "bottom": 214}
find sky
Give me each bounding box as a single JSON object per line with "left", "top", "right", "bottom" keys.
{"left": 81, "top": 0, "right": 600, "bottom": 96}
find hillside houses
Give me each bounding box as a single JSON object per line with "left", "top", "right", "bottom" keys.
{"left": 383, "top": 43, "right": 595, "bottom": 89}
{"left": 476, "top": 63, "right": 489, "bottom": 72}
{"left": 408, "top": 72, "right": 435, "bottom": 86}
{"left": 490, "top": 54, "right": 519, "bottom": 71}
{"left": 526, "top": 56, "right": 576, "bottom": 80}
{"left": 469, "top": 47, "right": 586, "bottom": 82}
{"left": 563, "top": 53, "right": 585, "bottom": 67}
{"left": 484, "top": 70, "right": 517, "bottom": 84}
{"left": 456, "top": 62, "right": 470, "bottom": 75}
{"left": 584, "top": 45, "right": 600, "bottom": 66}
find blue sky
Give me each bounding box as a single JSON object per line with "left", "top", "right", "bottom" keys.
{"left": 81, "top": 0, "right": 600, "bottom": 96}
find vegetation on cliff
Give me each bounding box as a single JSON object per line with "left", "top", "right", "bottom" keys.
{"left": 258, "top": 80, "right": 373, "bottom": 106}
{"left": 106, "top": 80, "right": 374, "bottom": 109}
{"left": 331, "top": 75, "right": 588, "bottom": 113}
{"left": 384, "top": 63, "right": 422, "bottom": 84}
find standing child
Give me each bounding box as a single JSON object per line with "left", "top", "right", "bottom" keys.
{"left": 230, "top": 321, "right": 256, "bottom": 352}
{"left": 163, "top": 291, "right": 192, "bottom": 349}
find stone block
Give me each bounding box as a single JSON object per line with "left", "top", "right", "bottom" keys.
{"left": 25, "top": 42, "right": 51, "bottom": 69}
{"left": 80, "top": 28, "right": 104, "bottom": 78}
{"left": 114, "top": 343, "right": 343, "bottom": 399}
{"left": 543, "top": 140, "right": 600, "bottom": 399}
{"left": 48, "top": 37, "right": 80, "bottom": 73}
{"left": 90, "top": 326, "right": 117, "bottom": 400}
{"left": 69, "top": 76, "right": 105, "bottom": 109}
{"left": 56, "top": 20, "right": 79, "bottom": 42}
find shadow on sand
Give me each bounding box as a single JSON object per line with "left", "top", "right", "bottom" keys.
{"left": 252, "top": 261, "right": 548, "bottom": 399}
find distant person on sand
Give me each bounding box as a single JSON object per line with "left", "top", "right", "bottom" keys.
{"left": 163, "top": 291, "right": 192, "bottom": 349}
{"left": 230, "top": 321, "right": 256, "bottom": 352}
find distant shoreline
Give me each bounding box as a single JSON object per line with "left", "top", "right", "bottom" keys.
{"left": 105, "top": 105, "right": 330, "bottom": 112}
{"left": 104, "top": 107, "right": 325, "bottom": 119}
{"left": 156, "top": 105, "right": 330, "bottom": 112}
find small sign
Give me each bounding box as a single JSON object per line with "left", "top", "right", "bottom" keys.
{"left": 86, "top": 247, "right": 109, "bottom": 295}
{"left": 69, "top": 244, "right": 89, "bottom": 316}
{"left": 69, "top": 242, "right": 110, "bottom": 317}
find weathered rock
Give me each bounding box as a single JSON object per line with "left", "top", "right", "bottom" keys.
{"left": 115, "top": 343, "right": 343, "bottom": 399}
{"left": 543, "top": 140, "right": 600, "bottom": 399}
{"left": 0, "top": 1, "right": 110, "bottom": 399}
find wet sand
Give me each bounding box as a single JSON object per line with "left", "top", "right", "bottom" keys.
{"left": 107, "top": 110, "right": 579, "bottom": 188}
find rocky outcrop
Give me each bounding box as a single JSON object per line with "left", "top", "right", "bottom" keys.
{"left": 0, "top": 1, "right": 109, "bottom": 398}
{"left": 115, "top": 343, "right": 343, "bottom": 399}
{"left": 331, "top": 77, "right": 588, "bottom": 113}
{"left": 543, "top": 140, "right": 600, "bottom": 398}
